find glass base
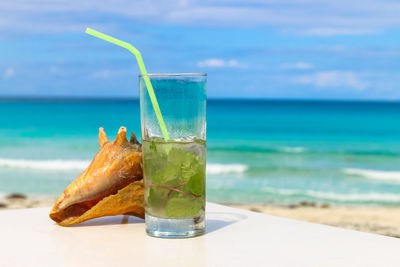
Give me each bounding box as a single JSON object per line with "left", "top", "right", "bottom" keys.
{"left": 145, "top": 213, "right": 205, "bottom": 238}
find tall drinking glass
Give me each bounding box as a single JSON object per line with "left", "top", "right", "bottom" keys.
{"left": 139, "top": 73, "right": 207, "bottom": 238}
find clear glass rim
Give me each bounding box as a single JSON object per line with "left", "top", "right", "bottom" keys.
{"left": 139, "top": 73, "right": 206, "bottom": 77}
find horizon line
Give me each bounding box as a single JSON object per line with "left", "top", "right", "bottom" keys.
{"left": 0, "top": 95, "right": 399, "bottom": 103}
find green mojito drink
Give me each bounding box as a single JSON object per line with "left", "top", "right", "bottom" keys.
{"left": 143, "top": 138, "right": 205, "bottom": 219}
{"left": 139, "top": 73, "right": 207, "bottom": 238}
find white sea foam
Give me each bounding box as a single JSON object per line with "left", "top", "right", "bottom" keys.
{"left": 261, "top": 187, "right": 300, "bottom": 195}
{"left": 279, "top": 146, "right": 306, "bottom": 153}
{"left": 304, "top": 190, "right": 400, "bottom": 202}
{"left": 343, "top": 168, "right": 400, "bottom": 183}
{"left": 207, "top": 163, "right": 248, "bottom": 175}
{"left": 0, "top": 158, "right": 90, "bottom": 171}
{"left": 261, "top": 187, "right": 400, "bottom": 202}
{"left": 0, "top": 158, "right": 248, "bottom": 175}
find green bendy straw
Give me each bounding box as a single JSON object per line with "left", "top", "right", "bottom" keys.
{"left": 85, "top": 28, "right": 170, "bottom": 141}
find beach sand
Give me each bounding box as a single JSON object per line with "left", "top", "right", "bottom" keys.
{"left": 0, "top": 193, "right": 57, "bottom": 210}
{"left": 230, "top": 204, "right": 400, "bottom": 238}
{"left": 1, "top": 193, "right": 399, "bottom": 238}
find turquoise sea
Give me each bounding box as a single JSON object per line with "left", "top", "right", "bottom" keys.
{"left": 1, "top": 99, "right": 400, "bottom": 206}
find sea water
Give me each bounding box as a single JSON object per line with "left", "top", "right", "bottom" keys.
{"left": 0, "top": 99, "right": 400, "bottom": 206}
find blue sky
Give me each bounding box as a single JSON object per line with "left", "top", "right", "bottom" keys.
{"left": 1, "top": 0, "right": 400, "bottom": 99}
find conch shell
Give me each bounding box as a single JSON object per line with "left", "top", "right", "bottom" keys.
{"left": 50, "top": 127, "right": 144, "bottom": 226}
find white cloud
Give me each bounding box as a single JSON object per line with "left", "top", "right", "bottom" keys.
{"left": 294, "top": 71, "right": 368, "bottom": 90}
{"left": 3, "top": 67, "right": 16, "bottom": 79}
{"left": 2, "top": 0, "right": 400, "bottom": 36}
{"left": 91, "top": 70, "right": 112, "bottom": 79}
{"left": 197, "top": 58, "right": 246, "bottom": 68}
{"left": 90, "top": 68, "right": 134, "bottom": 79}
{"left": 300, "top": 27, "right": 374, "bottom": 37}
{"left": 280, "top": 62, "right": 313, "bottom": 70}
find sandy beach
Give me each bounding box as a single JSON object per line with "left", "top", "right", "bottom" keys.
{"left": 231, "top": 204, "right": 400, "bottom": 238}
{"left": 0, "top": 193, "right": 398, "bottom": 238}
{"left": 0, "top": 193, "right": 56, "bottom": 210}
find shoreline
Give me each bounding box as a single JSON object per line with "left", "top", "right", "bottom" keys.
{"left": 1, "top": 193, "right": 399, "bottom": 238}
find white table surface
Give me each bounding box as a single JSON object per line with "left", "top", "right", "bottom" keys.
{"left": 0, "top": 203, "right": 399, "bottom": 267}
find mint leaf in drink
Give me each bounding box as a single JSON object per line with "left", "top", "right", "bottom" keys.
{"left": 188, "top": 169, "right": 205, "bottom": 196}
{"left": 181, "top": 162, "right": 198, "bottom": 182}
{"left": 152, "top": 164, "right": 179, "bottom": 185}
{"left": 168, "top": 147, "right": 196, "bottom": 165}
{"left": 165, "top": 192, "right": 203, "bottom": 218}
{"left": 143, "top": 155, "right": 167, "bottom": 183}
{"left": 143, "top": 143, "right": 180, "bottom": 185}
{"left": 150, "top": 140, "right": 157, "bottom": 153}
{"left": 147, "top": 187, "right": 169, "bottom": 217}
{"left": 168, "top": 147, "right": 202, "bottom": 182}
{"left": 142, "top": 138, "right": 206, "bottom": 219}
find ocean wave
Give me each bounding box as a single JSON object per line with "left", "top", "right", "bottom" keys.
{"left": 207, "top": 164, "right": 248, "bottom": 175}
{"left": 0, "top": 158, "right": 90, "bottom": 171}
{"left": 261, "top": 187, "right": 300, "bottom": 195}
{"left": 0, "top": 158, "right": 248, "bottom": 175}
{"left": 304, "top": 191, "right": 400, "bottom": 202}
{"left": 208, "top": 145, "right": 307, "bottom": 154}
{"left": 343, "top": 168, "right": 400, "bottom": 183}
{"left": 278, "top": 146, "right": 306, "bottom": 153}
{"left": 262, "top": 187, "right": 400, "bottom": 202}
